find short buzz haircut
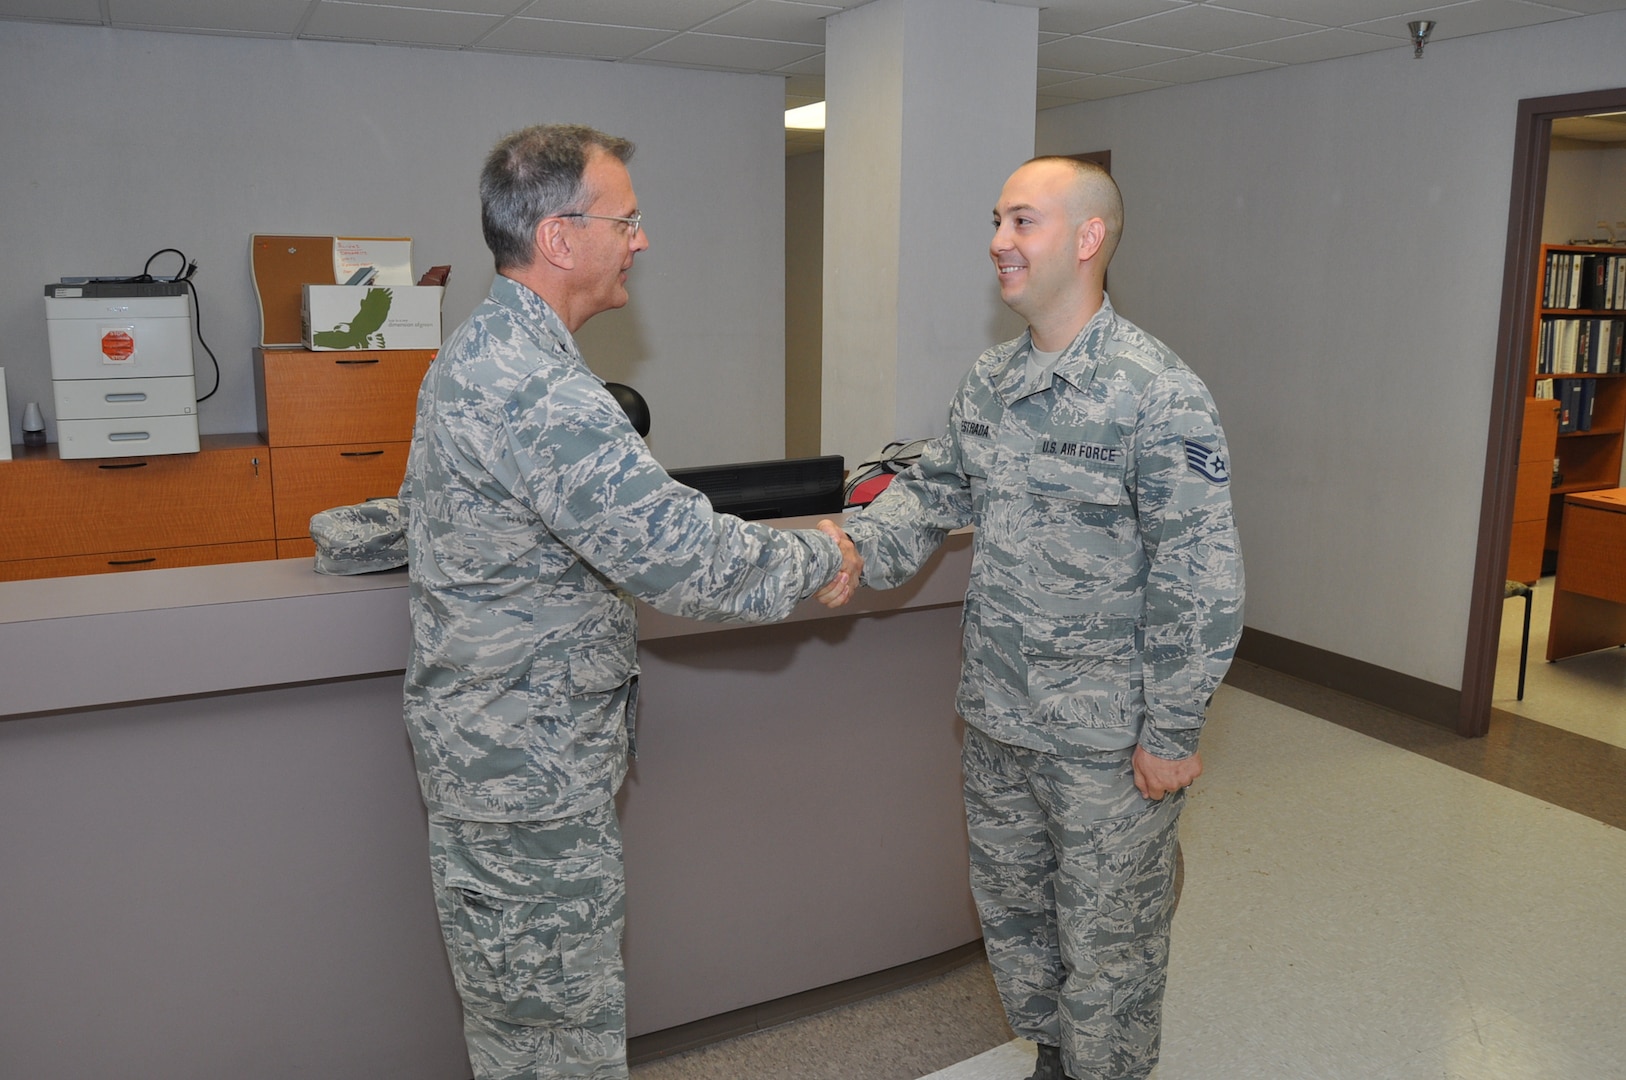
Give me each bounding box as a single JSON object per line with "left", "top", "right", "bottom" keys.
{"left": 479, "top": 124, "right": 636, "bottom": 272}
{"left": 1028, "top": 155, "right": 1124, "bottom": 265}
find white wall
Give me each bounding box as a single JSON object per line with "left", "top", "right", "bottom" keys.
{"left": 1037, "top": 10, "right": 1626, "bottom": 689}
{"left": 1543, "top": 140, "right": 1626, "bottom": 245}
{"left": 0, "top": 22, "right": 787, "bottom": 469}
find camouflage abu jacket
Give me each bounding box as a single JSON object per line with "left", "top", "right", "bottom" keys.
{"left": 401, "top": 275, "right": 842, "bottom": 822}
{"left": 843, "top": 295, "right": 1244, "bottom": 760}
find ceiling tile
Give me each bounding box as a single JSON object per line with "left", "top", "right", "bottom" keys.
{"left": 696, "top": 0, "right": 840, "bottom": 45}
{"left": 1038, "top": 66, "right": 1091, "bottom": 87}
{"left": 1221, "top": 26, "right": 1401, "bottom": 64}
{"left": 515, "top": 0, "right": 741, "bottom": 32}
{"left": 340, "top": 0, "right": 527, "bottom": 13}
{"left": 776, "top": 52, "right": 826, "bottom": 75}
{"left": 1102, "top": 4, "right": 1322, "bottom": 50}
{"left": 1033, "top": 0, "right": 1188, "bottom": 37}
{"left": 108, "top": 0, "right": 310, "bottom": 35}
{"left": 0, "top": 0, "right": 100, "bottom": 20}
{"left": 1117, "top": 50, "right": 1282, "bottom": 84}
{"left": 481, "top": 17, "right": 672, "bottom": 58}
{"left": 637, "top": 31, "right": 822, "bottom": 71}
{"left": 1350, "top": 0, "right": 1576, "bottom": 41}
{"left": 1535, "top": 0, "right": 1626, "bottom": 11}
{"left": 1042, "top": 72, "right": 1174, "bottom": 102}
{"left": 304, "top": 2, "right": 501, "bottom": 46}
{"left": 1208, "top": 0, "right": 1426, "bottom": 25}
{"left": 5, "top": 0, "right": 1621, "bottom": 116}
{"left": 1038, "top": 34, "right": 1191, "bottom": 74}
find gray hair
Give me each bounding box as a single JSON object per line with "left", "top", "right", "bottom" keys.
{"left": 479, "top": 124, "right": 636, "bottom": 272}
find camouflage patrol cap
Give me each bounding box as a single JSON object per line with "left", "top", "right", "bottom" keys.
{"left": 310, "top": 497, "right": 407, "bottom": 575}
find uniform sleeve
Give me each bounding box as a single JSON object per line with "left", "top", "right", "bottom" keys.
{"left": 1133, "top": 368, "right": 1245, "bottom": 760}
{"left": 501, "top": 369, "right": 842, "bottom": 624}
{"left": 842, "top": 399, "right": 975, "bottom": 589}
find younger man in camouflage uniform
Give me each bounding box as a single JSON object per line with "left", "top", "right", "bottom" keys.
{"left": 400, "top": 124, "right": 861, "bottom": 1080}
{"left": 843, "top": 157, "right": 1243, "bottom": 1079}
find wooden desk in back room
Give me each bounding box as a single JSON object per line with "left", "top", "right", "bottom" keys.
{"left": 1547, "top": 486, "right": 1626, "bottom": 661}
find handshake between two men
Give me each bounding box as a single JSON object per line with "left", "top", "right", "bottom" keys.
{"left": 812, "top": 518, "right": 864, "bottom": 608}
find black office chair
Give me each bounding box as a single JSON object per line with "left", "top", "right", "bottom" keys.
{"left": 1504, "top": 581, "right": 1533, "bottom": 701}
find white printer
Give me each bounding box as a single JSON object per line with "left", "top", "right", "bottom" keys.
{"left": 44, "top": 282, "right": 200, "bottom": 459}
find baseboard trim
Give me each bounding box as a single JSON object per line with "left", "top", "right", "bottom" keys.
{"left": 627, "top": 939, "right": 987, "bottom": 1065}
{"left": 1234, "top": 627, "right": 1462, "bottom": 732}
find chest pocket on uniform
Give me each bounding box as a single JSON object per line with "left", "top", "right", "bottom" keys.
{"left": 960, "top": 438, "right": 997, "bottom": 480}
{"left": 1026, "top": 452, "right": 1125, "bottom": 506}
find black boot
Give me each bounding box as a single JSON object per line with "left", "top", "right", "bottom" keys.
{"left": 1029, "top": 1042, "right": 1065, "bottom": 1080}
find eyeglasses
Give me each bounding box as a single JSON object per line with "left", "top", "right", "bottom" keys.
{"left": 557, "top": 210, "right": 643, "bottom": 235}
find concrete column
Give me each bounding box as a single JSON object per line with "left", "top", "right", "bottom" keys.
{"left": 821, "top": 0, "right": 1036, "bottom": 468}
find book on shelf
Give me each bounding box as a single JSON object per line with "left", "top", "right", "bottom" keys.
{"left": 1556, "top": 379, "right": 1577, "bottom": 433}
{"left": 1581, "top": 255, "right": 1609, "bottom": 311}
{"left": 1577, "top": 378, "right": 1596, "bottom": 432}
{"left": 1545, "top": 249, "right": 1626, "bottom": 311}
{"left": 1556, "top": 319, "right": 1578, "bottom": 373}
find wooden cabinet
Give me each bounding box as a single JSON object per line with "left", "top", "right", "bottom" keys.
{"left": 1527, "top": 245, "right": 1626, "bottom": 565}
{"left": 254, "top": 347, "right": 432, "bottom": 558}
{"left": 0, "top": 433, "right": 275, "bottom": 582}
{"left": 269, "top": 443, "right": 412, "bottom": 540}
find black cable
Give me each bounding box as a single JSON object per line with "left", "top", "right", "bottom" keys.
{"left": 141, "top": 248, "right": 189, "bottom": 282}
{"left": 180, "top": 276, "right": 222, "bottom": 401}
{"left": 115, "top": 247, "right": 218, "bottom": 400}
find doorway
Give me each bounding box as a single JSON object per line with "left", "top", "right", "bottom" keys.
{"left": 1460, "top": 87, "right": 1626, "bottom": 737}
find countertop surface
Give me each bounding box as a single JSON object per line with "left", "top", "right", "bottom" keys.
{"left": 0, "top": 515, "right": 971, "bottom": 718}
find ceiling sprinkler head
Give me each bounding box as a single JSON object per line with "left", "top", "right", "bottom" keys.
{"left": 1408, "top": 20, "right": 1435, "bottom": 59}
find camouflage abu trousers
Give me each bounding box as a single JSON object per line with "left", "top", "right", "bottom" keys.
{"left": 963, "top": 725, "right": 1183, "bottom": 1080}
{"left": 429, "top": 799, "right": 628, "bottom": 1080}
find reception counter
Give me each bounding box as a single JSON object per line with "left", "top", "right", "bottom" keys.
{"left": 0, "top": 517, "right": 976, "bottom": 1080}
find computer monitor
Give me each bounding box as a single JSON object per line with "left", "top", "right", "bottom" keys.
{"left": 668, "top": 454, "right": 844, "bottom": 521}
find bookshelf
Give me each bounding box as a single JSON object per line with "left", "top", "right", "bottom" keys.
{"left": 1527, "top": 244, "right": 1626, "bottom": 564}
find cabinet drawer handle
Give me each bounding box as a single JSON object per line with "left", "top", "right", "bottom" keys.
{"left": 98, "top": 461, "right": 150, "bottom": 470}
{"left": 340, "top": 450, "right": 386, "bottom": 457}
{"left": 108, "top": 557, "right": 157, "bottom": 567}
{"left": 335, "top": 358, "right": 380, "bottom": 366}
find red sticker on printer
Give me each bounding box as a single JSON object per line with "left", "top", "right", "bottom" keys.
{"left": 101, "top": 329, "right": 135, "bottom": 362}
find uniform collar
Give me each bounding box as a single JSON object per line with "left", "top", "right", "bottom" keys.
{"left": 489, "top": 273, "right": 586, "bottom": 366}
{"left": 992, "top": 293, "right": 1118, "bottom": 406}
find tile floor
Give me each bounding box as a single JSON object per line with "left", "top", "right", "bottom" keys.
{"left": 1493, "top": 576, "right": 1626, "bottom": 749}
{"left": 915, "top": 687, "right": 1626, "bottom": 1079}
{"left": 635, "top": 578, "right": 1626, "bottom": 1079}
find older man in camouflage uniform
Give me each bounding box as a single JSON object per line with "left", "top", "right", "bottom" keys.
{"left": 400, "top": 124, "right": 861, "bottom": 1080}
{"left": 843, "top": 157, "right": 1243, "bottom": 1080}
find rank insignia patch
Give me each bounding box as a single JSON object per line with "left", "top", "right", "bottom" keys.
{"left": 1184, "top": 439, "right": 1229, "bottom": 484}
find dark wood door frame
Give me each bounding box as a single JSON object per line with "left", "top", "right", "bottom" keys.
{"left": 1459, "top": 86, "right": 1626, "bottom": 737}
